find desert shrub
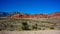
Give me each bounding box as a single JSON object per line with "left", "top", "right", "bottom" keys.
{"left": 32, "top": 23, "right": 37, "bottom": 30}
{"left": 22, "top": 22, "right": 30, "bottom": 30}
{"left": 50, "top": 27, "right": 55, "bottom": 29}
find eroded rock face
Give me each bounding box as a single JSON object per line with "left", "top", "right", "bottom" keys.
{"left": 7, "top": 12, "right": 60, "bottom": 18}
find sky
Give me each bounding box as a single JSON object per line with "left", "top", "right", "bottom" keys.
{"left": 0, "top": 0, "right": 60, "bottom": 14}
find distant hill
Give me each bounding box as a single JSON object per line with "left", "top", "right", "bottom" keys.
{"left": 0, "top": 12, "right": 60, "bottom": 18}
{"left": 0, "top": 12, "right": 9, "bottom": 17}
{"left": 7, "top": 12, "right": 60, "bottom": 18}
{"left": 0, "top": 12, "right": 23, "bottom": 17}
{"left": 47, "top": 12, "right": 60, "bottom": 18}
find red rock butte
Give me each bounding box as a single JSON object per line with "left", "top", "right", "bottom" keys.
{"left": 7, "top": 12, "right": 60, "bottom": 18}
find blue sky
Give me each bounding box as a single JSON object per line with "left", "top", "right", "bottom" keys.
{"left": 0, "top": 0, "right": 60, "bottom": 14}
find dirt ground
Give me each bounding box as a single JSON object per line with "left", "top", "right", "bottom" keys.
{"left": 0, "top": 30, "right": 60, "bottom": 34}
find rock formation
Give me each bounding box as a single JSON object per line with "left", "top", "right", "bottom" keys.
{"left": 7, "top": 12, "right": 60, "bottom": 18}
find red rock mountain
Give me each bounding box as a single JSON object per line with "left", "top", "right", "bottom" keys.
{"left": 7, "top": 12, "right": 60, "bottom": 18}
{"left": 47, "top": 12, "right": 60, "bottom": 18}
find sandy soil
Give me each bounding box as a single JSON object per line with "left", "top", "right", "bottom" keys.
{"left": 0, "top": 30, "right": 60, "bottom": 34}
